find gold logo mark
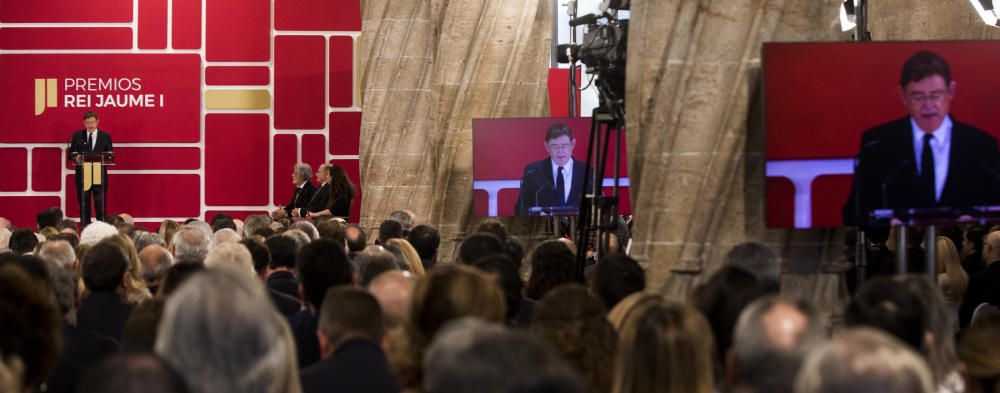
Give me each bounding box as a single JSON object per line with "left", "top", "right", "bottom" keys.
{"left": 34, "top": 78, "right": 57, "bottom": 115}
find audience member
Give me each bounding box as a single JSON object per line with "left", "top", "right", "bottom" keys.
{"left": 961, "top": 231, "right": 1000, "bottom": 328}
{"left": 290, "top": 239, "right": 355, "bottom": 369}
{"left": 467, "top": 254, "right": 532, "bottom": 326}
{"left": 289, "top": 221, "right": 320, "bottom": 242}
{"left": 155, "top": 261, "right": 205, "bottom": 298}
{"left": 963, "top": 225, "right": 988, "bottom": 275}
{"left": 367, "top": 270, "right": 415, "bottom": 330}
{"left": 78, "top": 242, "right": 135, "bottom": 340}
{"left": 242, "top": 215, "right": 272, "bottom": 238}
{"left": 503, "top": 237, "right": 525, "bottom": 270}
{"left": 476, "top": 218, "right": 509, "bottom": 243}
{"left": 525, "top": 239, "right": 577, "bottom": 301}
{"left": 56, "top": 219, "right": 77, "bottom": 233}
{"left": 210, "top": 217, "right": 237, "bottom": 233}
{"left": 407, "top": 224, "right": 439, "bottom": 270}
{"left": 266, "top": 235, "right": 301, "bottom": 299}
{"left": 794, "top": 328, "right": 934, "bottom": 393}
{"left": 588, "top": 253, "right": 645, "bottom": 310}
{"left": 121, "top": 299, "right": 166, "bottom": 353}
{"left": 845, "top": 276, "right": 928, "bottom": 353}
{"left": 345, "top": 224, "right": 368, "bottom": 255}
{"left": 0, "top": 228, "right": 11, "bottom": 253}
{"left": 388, "top": 210, "right": 415, "bottom": 235}
{"left": 101, "top": 234, "right": 154, "bottom": 304}
{"left": 134, "top": 232, "right": 166, "bottom": 253}
{"left": 76, "top": 352, "right": 190, "bottom": 393}
{"left": 139, "top": 245, "right": 173, "bottom": 295}
{"left": 37, "top": 207, "right": 64, "bottom": 231}
{"left": 355, "top": 245, "right": 402, "bottom": 287}
{"left": 377, "top": 220, "right": 403, "bottom": 244}
{"left": 239, "top": 238, "right": 300, "bottom": 317}
{"left": 316, "top": 220, "right": 346, "bottom": 244}
{"left": 300, "top": 287, "right": 398, "bottom": 393}
{"left": 38, "top": 239, "right": 78, "bottom": 271}
{"left": 10, "top": 228, "right": 39, "bottom": 255}
{"left": 204, "top": 242, "right": 254, "bottom": 275}
{"left": 170, "top": 226, "right": 211, "bottom": 263}
{"left": 384, "top": 238, "right": 426, "bottom": 278}
{"left": 956, "top": 314, "right": 1000, "bottom": 393}
{"left": 456, "top": 232, "right": 504, "bottom": 264}
{"left": 0, "top": 257, "right": 64, "bottom": 392}
{"left": 899, "top": 276, "right": 963, "bottom": 391}
{"left": 531, "top": 284, "right": 616, "bottom": 393}
{"left": 157, "top": 220, "right": 181, "bottom": 250}
{"left": 211, "top": 228, "right": 240, "bottom": 245}
{"left": 937, "top": 236, "right": 969, "bottom": 306}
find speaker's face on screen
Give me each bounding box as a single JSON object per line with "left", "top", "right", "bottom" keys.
{"left": 545, "top": 135, "right": 576, "bottom": 166}
{"left": 900, "top": 74, "right": 956, "bottom": 133}
{"left": 83, "top": 117, "right": 98, "bottom": 132}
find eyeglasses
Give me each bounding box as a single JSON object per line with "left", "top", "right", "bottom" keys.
{"left": 907, "top": 92, "right": 949, "bottom": 104}
{"left": 547, "top": 144, "right": 573, "bottom": 152}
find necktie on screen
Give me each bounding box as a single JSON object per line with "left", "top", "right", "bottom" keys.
{"left": 922, "top": 133, "right": 935, "bottom": 203}
{"left": 90, "top": 133, "right": 95, "bottom": 151}
{"left": 556, "top": 167, "right": 566, "bottom": 204}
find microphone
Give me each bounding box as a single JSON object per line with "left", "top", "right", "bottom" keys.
{"left": 569, "top": 13, "right": 602, "bottom": 26}
{"left": 530, "top": 170, "right": 554, "bottom": 215}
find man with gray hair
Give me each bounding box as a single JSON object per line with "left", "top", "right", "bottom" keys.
{"left": 204, "top": 242, "right": 255, "bottom": 275}
{"left": 387, "top": 210, "right": 415, "bottom": 234}
{"left": 211, "top": 228, "right": 241, "bottom": 245}
{"left": 134, "top": 232, "right": 166, "bottom": 253}
{"left": 38, "top": 240, "right": 78, "bottom": 271}
{"left": 243, "top": 215, "right": 273, "bottom": 238}
{"left": 728, "top": 296, "right": 827, "bottom": 393}
{"left": 283, "top": 229, "right": 311, "bottom": 250}
{"left": 272, "top": 163, "right": 316, "bottom": 220}
{"left": 794, "top": 328, "right": 934, "bottom": 393}
{"left": 288, "top": 221, "right": 319, "bottom": 242}
{"left": 366, "top": 270, "right": 414, "bottom": 329}
{"left": 354, "top": 246, "right": 401, "bottom": 287}
{"left": 171, "top": 227, "right": 211, "bottom": 263}
{"left": 139, "top": 245, "right": 173, "bottom": 295}
{"left": 80, "top": 221, "right": 119, "bottom": 245}
{"left": 961, "top": 229, "right": 1000, "bottom": 328}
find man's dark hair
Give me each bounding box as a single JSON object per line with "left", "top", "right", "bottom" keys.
{"left": 346, "top": 224, "right": 367, "bottom": 253}
{"left": 318, "top": 287, "right": 385, "bottom": 345}
{"left": 266, "top": 235, "right": 298, "bottom": 270}
{"left": 240, "top": 238, "right": 271, "bottom": 278}
{"left": 316, "top": 220, "right": 346, "bottom": 244}
{"left": 83, "top": 111, "right": 99, "bottom": 120}
{"left": 468, "top": 254, "right": 524, "bottom": 324}
{"left": 208, "top": 213, "right": 233, "bottom": 227}
{"left": 476, "top": 219, "right": 508, "bottom": 243}
{"left": 408, "top": 225, "right": 440, "bottom": 261}
{"left": 524, "top": 240, "right": 577, "bottom": 301}
{"left": 182, "top": 218, "right": 198, "bottom": 225}
{"left": 10, "top": 228, "right": 40, "bottom": 255}
{"left": 82, "top": 242, "right": 130, "bottom": 291}
{"left": 256, "top": 226, "right": 275, "bottom": 239}
{"left": 156, "top": 261, "right": 205, "bottom": 298}
{"left": 210, "top": 217, "right": 237, "bottom": 233}
{"left": 105, "top": 215, "right": 127, "bottom": 228}
{"left": 297, "top": 239, "right": 354, "bottom": 310}
{"left": 503, "top": 238, "right": 525, "bottom": 270}
{"left": 121, "top": 298, "right": 165, "bottom": 352}
{"left": 966, "top": 225, "right": 988, "bottom": 256}
{"left": 77, "top": 352, "right": 191, "bottom": 393}
{"left": 354, "top": 249, "right": 400, "bottom": 287}
{"left": 544, "top": 122, "right": 574, "bottom": 142}
{"left": 49, "top": 232, "right": 80, "bottom": 248}
{"left": 378, "top": 220, "right": 403, "bottom": 243}
{"left": 723, "top": 242, "right": 781, "bottom": 288}
{"left": 900, "top": 51, "right": 951, "bottom": 88}
{"left": 457, "top": 233, "right": 504, "bottom": 264}
{"left": 37, "top": 207, "right": 64, "bottom": 230}
{"left": 940, "top": 226, "right": 964, "bottom": 257}
{"left": 845, "top": 276, "right": 928, "bottom": 351}
{"left": 589, "top": 253, "right": 645, "bottom": 310}
{"left": 691, "top": 265, "right": 775, "bottom": 371}
{"left": 57, "top": 219, "right": 78, "bottom": 232}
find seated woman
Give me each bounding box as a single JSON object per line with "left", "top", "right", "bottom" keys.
{"left": 307, "top": 165, "right": 356, "bottom": 220}
{"left": 271, "top": 163, "right": 316, "bottom": 219}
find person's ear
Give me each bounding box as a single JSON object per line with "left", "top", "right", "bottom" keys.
{"left": 120, "top": 272, "right": 129, "bottom": 289}
{"left": 316, "top": 331, "right": 332, "bottom": 359}
{"left": 948, "top": 80, "right": 957, "bottom": 97}
{"left": 724, "top": 349, "right": 740, "bottom": 386}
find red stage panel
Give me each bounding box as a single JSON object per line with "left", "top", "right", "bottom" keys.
{"left": 205, "top": 114, "right": 270, "bottom": 206}
{"left": 275, "top": 36, "right": 326, "bottom": 130}
{"left": 767, "top": 177, "right": 795, "bottom": 228}
{"left": 329, "top": 112, "right": 361, "bottom": 155}
{"left": 302, "top": 134, "right": 327, "bottom": 173}
{"left": 811, "top": 174, "right": 853, "bottom": 228}
{"left": 206, "top": 0, "right": 269, "bottom": 61}
{"left": 65, "top": 174, "right": 200, "bottom": 218}
{"left": 32, "top": 148, "right": 63, "bottom": 192}
{"left": 204, "top": 210, "right": 269, "bottom": 222}
{"left": 329, "top": 159, "right": 361, "bottom": 223}
{"left": 497, "top": 189, "right": 519, "bottom": 217}
{"left": 0, "top": 0, "right": 132, "bottom": 22}
{"left": 275, "top": 0, "right": 361, "bottom": 31}
{"left": 474, "top": 190, "right": 489, "bottom": 216}
{"left": 0, "top": 148, "right": 28, "bottom": 192}
{"left": 547, "top": 68, "right": 582, "bottom": 117}
{"left": 273, "top": 134, "right": 298, "bottom": 207}
{"left": 329, "top": 36, "right": 354, "bottom": 108}
{"left": 172, "top": 0, "right": 201, "bottom": 49}
{"left": 0, "top": 197, "right": 62, "bottom": 229}
{"left": 206, "top": 67, "right": 270, "bottom": 86}
{"left": 0, "top": 54, "right": 201, "bottom": 143}
{"left": 138, "top": 0, "right": 167, "bottom": 49}
{"left": 113, "top": 148, "right": 201, "bottom": 170}
{"left": 132, "top": 221, "right": 163, "bottom": 232}
{"left": 0, "top": 28, "right": 132, "bottom": 50}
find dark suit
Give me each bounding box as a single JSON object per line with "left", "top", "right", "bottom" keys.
{"left": 45, "top": 323, "right": 120, "bottom": 393}
{"left": 285, "top": 182, "right": 316, "bottom": 217}
{"left": 959, "top": 261, "right": 1000, "bottom": 328}
{"left": 299, "top": 338, "right": 399, "bottom": 393}
{"left": 266, "top": 270, "right": 300, "bottom": 300}
{"left": 289, "top": 309, "right": 320, "bottom": 369}
{"left": 269, "top": 287, "right": 302, "bottom": 317}
{"left": 67, "top": 129, "right": 113, "bottom": 226}
{"left": 76, "top": 291, "right": 133, "bottom": 341}
{"left": 843, "top": 117, "right": 1000, "bottom": 226}
{"left": 514, "top": 158, "right": 592, "bottom": 216}
{"left": 301, "top": 183, "right": 330, "bottom": 218}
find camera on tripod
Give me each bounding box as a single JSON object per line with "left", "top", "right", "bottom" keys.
{"left": 556, "top": 1, "right": 628, "bottom": 121}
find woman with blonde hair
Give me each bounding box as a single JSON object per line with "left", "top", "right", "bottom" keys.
{"left": 390, "top": 265, "right": 506, "bottom": 392}
{"left": 99, "top": 234, "right": 152, "bottom": 304}
{"left": 957, "top": 315, "right": 1000, "bottom": 393}
{"left": 611, "top": 295, "right": 715, "bottom": 393}
{"left": 936, "top": 236, "right": 969, "bottom": 304}
{"left": 607, "top": 292, "right": 644, "bottom": 331}
{"left": 158, "top": 219, "right": 180, "bottom": 249}
{"left": 385, "top": 238, "right": 426, "bottom": 278}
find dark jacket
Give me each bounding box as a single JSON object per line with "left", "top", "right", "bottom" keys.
{"left": 269, "top": 287, "right": 302, "bottom": 317}
{"left": 266, "top": 270, "right": 300, "bottom": 300}
{"left": 300, "top": 339, "right": 399, "bottom": 393}
{"left": 67, "top": 129, "right": 114, "bottom": 189}
{"left": 302, "top": 183, "right": 330, "bottom": 217}
{"left": 960, "top": 261, "right": 1000, "bottom": 328}
{"left": 76, "top": 291, "right": 133, "bottom": 341}
{"left": 514, "top": 158, "right": 592, "bottom": 216}
{"left": 44, "top": 323, "right": 120, "bottom": 393}
{"left": 290, "top": 309, "right": 320, "bottom": 368}
{"left": 285, "top": 181, "right": 317, "bottom": 217}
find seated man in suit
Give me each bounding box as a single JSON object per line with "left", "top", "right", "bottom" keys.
{"left": 297, "top": 163, "right": 331, "bottom": 219}
{"left": 514, "top": 123, "right": 592, "bottom": 216}
{"left": 77, "top": 242, "right": 134, "bottom": 341}
{"left": 843, "top": 51, "right": 1000, "bottom": 226}
{"left": 300, "top": 287, "right": 398, "bottom": 393}
{"left": 271, "top": 163, "right": 316, "bottom": 220}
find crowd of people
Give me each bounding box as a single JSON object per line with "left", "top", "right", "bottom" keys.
{"left": 1, "top": 202, "right": 1000, "bottom": 393}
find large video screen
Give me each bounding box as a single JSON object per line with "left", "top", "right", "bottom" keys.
{"left": 764, "top": 41, "right": 1000, "bottom": 228}
{"left": 472, "top": 117, "right": 631, "bottom": 217}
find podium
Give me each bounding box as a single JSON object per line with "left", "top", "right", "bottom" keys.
{"left": 72, "top": 151, "right": 114, "bottom": 225}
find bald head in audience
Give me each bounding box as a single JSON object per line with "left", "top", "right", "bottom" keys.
{"left": 38, "top": 240, "right": 78, "bottom": 271}
{"left": 367, "top": 270, "right": 414, "bottom": 329}
{"left": 139, "top": 245, "right": 174, "bottom": 293}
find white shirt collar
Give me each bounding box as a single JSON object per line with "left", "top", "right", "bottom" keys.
{"left": 551, "top": 158, "right": 573, "bottom": 176}
{"left": 296, "top": 181, "right": 306, "bottom": 189}
{"left": 910, "top": 115, "right": 952, "bottom": 143}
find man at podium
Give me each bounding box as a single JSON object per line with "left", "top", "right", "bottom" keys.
{"left": 67, "top": 111, "right": 113, "bottom": 227}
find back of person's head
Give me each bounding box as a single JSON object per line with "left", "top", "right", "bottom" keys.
{"left": 367, "top": 270, "right": 414, "bottom": 330}
{"left": 240, "top": 238, "right": 270, "bottom": 279}
{"left": 171, "top": 227, "right": 211, "bottom": 262}
{"left": 204, "top": 242, "right": 254, "bottom": 275}
{"left": 388, "top": 210, "right": 415, "bottom": 233}
{"left": 77, "top": 352, "right": 190, "bottom": 393}
{"left": 318, "top": 287, "right": 384, "bottom": 348}
{"left": 355, "top": 245, "right": 402, "bottom": 286}
{"left": 589, "top": 253, "right": 645, "bottom": 310}
{"left": 723, "top": 242, "right": 780, "bottom": 285}
{"left": 81, "top": 221, "right": 119, "bottom": 245}
{"left": 156, "top": 262, "right": 206, "bottom": 298}
{"left": 407, "top": 225, "right": 439, "bottom": 261}
{"left": 10, "top": 228, "right": 39, "bottom": 255}
{"left": 795, "top": 328, "right": 934, "bottom": 393}
{"left": 844, "top": 276, "right": 927, "bottom": 352}
{"left": 135, "top": 232, "right": 166, "bottom": 253}
{"left": 211, "top": 228, "right": 240, "bottom": 246}
{"left": 897, "top": 275, "right": 958, "bottom": 385}
{"left": 38, "top": 239, "right": 76, "bottom": 270}
{"left": 281, "top": 229, "right": 310, "bottom": 252}
{"left": 288, "top": 221, "right": 319, "bottom": 241}
{"left": 209, "top": 213, "right": 232, "bottom": 227}
{"left": 457, "top": 232, "right": 504, "bottom": 265}
{"left": 503, "top": 238, "right": 525, "bottom": 269}
{"left": 691, "top": 265, "right": 774, "bottom": 372}
{"left": 184, "top": 221, "right": 213, "bottom": 241}
{"left": 155, "top": 268, "right": 301, "bottom": 393}
{"left": 531, "top": 284, "right": 616, "bottom": 393}
{"left": 36, "top": 207, "right": 63, "bottom": 230}
{"left": 139, "top": 245, "right": 174, "bottom": 283}
{"left": 957, "top": 315, "right": 1000, "bottom": 393}
{"left": 730, "top": 296, "right": 827, "bottom": 393}
{"left": 316, "top": 220, "right": 346, "bottom": 244}
{"left": 467, "top": 254, "right": 524, "bottom": 324}
{"left": 475, "top": 219, "right": 509, "bottom": 243}
{"left": 49, "top": 231, "right": 80, "bottom": 247}
{"left": 525, "top": 239, "right": 577, "bottom": 300}
{"left": 966, "top": 225, "right": 988, "bottom": 256}
{"left": 0, "top": 259, "right": 63, "bottom": 389}
{"left": 297, "top": 239, "right": 354, "bottom": 310}
{"left": 83, "top": 241, "right": 130, "bottom": 292}
{"left": 57, "top": 218, "right": 78, "bottom": 232}
{"left": 265, "top": 235, "right": 298, "bottom": 270}
{"left": 378, "top": 220, "right": 403, "bottom": 243}
{"left": 122, "top": 298, "right": 166, "bottom": 353}
{"left": 612, "top": 295, "right": 715, "bottom": 393}
{"left": 385, "top": 238, "right": 426, "bottom": 277}
{"left": 242, "top": 215, "right": 272, "bottom": 238}
{"left": 424, "top": 318, "right": 584, "bottom": 393}
{"left": 210, "top": 217, "right": 236, "bottom": 233}
{"left": 43, "top": 259, "right": 78, "bottom": 322}
{"left": 345, "top": 224, "right": 367, "bottom": 253}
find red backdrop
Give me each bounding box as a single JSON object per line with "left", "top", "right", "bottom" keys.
{"left": 764, "top": 41, "right": 1000, "bottom": 227}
